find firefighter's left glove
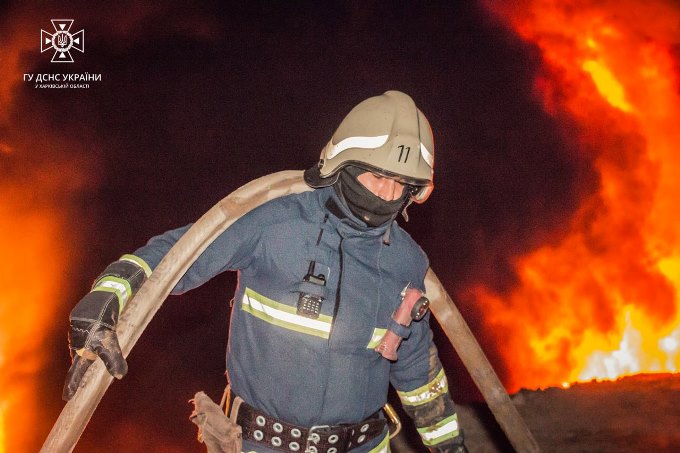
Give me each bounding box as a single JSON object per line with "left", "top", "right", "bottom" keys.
{"left": 62, "top": 256, "right": 150, "bottom": 401}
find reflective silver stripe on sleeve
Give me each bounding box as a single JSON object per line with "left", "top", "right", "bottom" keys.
{"left": 120, "top": 254, "right": 152, "bottom": 278}
{"left": 91, "top": 276, "right": 132, "bottom": 314}
{"left": 397, "top": 368, "right": 448, "bottom": 406}
{"left": 417, "top": 414, "right": 460, "bottom": 446}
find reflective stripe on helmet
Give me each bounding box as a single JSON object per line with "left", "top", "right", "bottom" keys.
{"left": 241, "top": 288, "right": 333, "bottom": 339}
{"left": 325, "top": 135, "right": 389, "bottom": 160}
{"left": 420, "top": 142, "right": 434, "bottom": 168}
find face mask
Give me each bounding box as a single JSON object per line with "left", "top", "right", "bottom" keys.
{"left": 333, "top": 167, "right": 408, "bottom": 227}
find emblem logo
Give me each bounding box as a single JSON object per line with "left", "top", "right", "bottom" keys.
{"left": 41, "top": 19, "right": 84, "bottom": 63}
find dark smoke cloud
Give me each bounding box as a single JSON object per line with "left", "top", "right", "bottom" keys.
{"left": 3, "top": 1, "right": 599, "bottom": 450}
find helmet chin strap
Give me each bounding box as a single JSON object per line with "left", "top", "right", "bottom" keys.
{"left": 400, "top": 186, "right": 418, "bottom": 223}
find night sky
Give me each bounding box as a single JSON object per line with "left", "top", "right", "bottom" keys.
{"left": 2, "top": 1, "right": 599, "bottom": 451}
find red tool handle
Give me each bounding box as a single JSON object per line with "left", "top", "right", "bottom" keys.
{"left": 375, "top": 287, "right": 429, "bottom": 360}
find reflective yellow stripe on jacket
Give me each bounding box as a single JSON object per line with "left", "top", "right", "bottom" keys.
{"left": 241, "top": 288, "right": 333, "bottom": 339}
{"left": 366, "top": 328, "right": 387, "bottom": 348}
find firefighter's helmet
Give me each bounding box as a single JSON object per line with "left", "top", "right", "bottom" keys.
{"left": 304, "top": 90, "right": 434, "bottom": 203}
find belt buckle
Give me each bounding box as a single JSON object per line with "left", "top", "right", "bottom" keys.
{"left": 305, "top": 425, "right": 331, "bottom": 453}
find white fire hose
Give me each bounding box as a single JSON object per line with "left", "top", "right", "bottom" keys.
{"left": 41, "top": 170, "right": 540, "bottom": 452}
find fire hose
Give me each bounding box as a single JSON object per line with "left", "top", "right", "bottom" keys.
{"left": 41, "top": 170, "right": 540, "bottom": 452}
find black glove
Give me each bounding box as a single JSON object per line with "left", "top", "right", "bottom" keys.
{"left": 63, "top": 257, "right": 148, "bottom": 400}
{"left": 62, "top": 290, "right": 128, "bottom": 400}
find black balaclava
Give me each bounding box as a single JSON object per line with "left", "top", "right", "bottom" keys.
{"left": 333, "top": 166, "right": 409, "bottom": 227}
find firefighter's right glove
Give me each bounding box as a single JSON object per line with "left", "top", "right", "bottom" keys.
{"left": 62, "top": 256, "right": 149, "bottom": 401}
{"left": 63, "top": 290, "right": 128, "bottom": 401}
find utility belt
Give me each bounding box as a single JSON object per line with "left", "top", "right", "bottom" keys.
{"left": 228, "top": 395, "right": 387, "bottom": 453}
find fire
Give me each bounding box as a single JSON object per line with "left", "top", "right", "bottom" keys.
{"left": 0, "top": 132, "right": 94, "bottom": 452}
{"left": 479, "top": 0, "right": 680, "bottom": 391}
{"left": 0, "top": 404, "right": 5, "bottom": 453}
{"left": 0, "top": 190, "right": 70, "bottom": 453}
{"left": 581, "top": 60, "right": 633, "bottom": 113}
{"left": 0, "top": 12, "right": 92, "bottom": 451}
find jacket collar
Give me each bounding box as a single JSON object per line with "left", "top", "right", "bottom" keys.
{"left": 315, "top": 187, "right": 392, "bottom": 239}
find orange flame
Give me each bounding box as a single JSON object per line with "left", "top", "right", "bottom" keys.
{"left": 0, "top": 193, "right": 69, "bottom": 453}
{"left": 0, "top": 13, "right": 38, "bottom": 452}
{"left": 479, "top": 0, "right": 680, "bottom": 391}
{"left": 0, "top": 146, "right": 94, "bottom": 453}
{"left": 0, "top": 11, "right": 94, "bottom": 451}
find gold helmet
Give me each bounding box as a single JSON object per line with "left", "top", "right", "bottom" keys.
{"left": 304, "top": 90, "right": 434, "bottom": 203}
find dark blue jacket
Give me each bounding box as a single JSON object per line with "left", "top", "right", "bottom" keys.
{"left": 133, "top": 187, "right": 458, "bottom": 451}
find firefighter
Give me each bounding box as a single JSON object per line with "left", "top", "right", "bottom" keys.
{"left": 63, "top": 91, "right": 467, "bottom": 452}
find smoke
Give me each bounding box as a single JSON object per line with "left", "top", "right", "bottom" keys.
{"left": 0, "top": 2, "right": 224, "bottom": 451}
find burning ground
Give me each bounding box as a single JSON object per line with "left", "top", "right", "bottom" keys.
{"left": 0, "top": 1, "right": 678, "bottom": 451}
